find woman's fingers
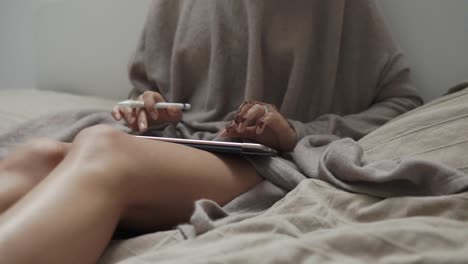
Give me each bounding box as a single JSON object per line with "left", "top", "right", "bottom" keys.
{"left": 165, "top": 107, "right": 183, "bottom": 119}
{"left": 112, "top": 104, "right": 139, "bottom": 131}
{"left": 235, "top": 101, "right": 255, "bottom": 124}
{"left": 111, "top": 105, "right": 122, "bottom": 121}
{"left": 140, "top": 91, "right": 183, "bottom": 123}
{"left": 128, "top": 107, "right": 138, "bottom": 124}
{"left": 256, "top": 113, "right": 274, "bottom": 135}
{"left": 112, "top": 91, "right": 185, "bottom": 131}
{"left": 237, "top": 104, "right": 267, "bottom": 133}
{"left": 137, "top": 109, "right": 148, "bottom": 132}
{"left": 222, "top": 109, "right": 270, "bottom": 139}
{"left": 111, "top": 103, "right": 140, "bottom": 131}
{"left": 141, "top": 91, "right": 164, "bottom": 120}
{"left": 221, "top": 125, "right": 257, "bottom": 141}
{"left": 222, "top": 101, "right": 297, "bottom": 152}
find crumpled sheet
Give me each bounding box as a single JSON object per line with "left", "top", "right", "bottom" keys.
{"left": 1, "top": 109, "right": 468, "bottom": 264}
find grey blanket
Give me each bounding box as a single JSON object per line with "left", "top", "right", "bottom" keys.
{"left": 1, "top": 1, "right": 468, "bottom": 262}
{"left": 123, "top": 0, "right": 468, "bottom": 236}
{"left": 100, "top": 179, "right": 468, "bottom": 264}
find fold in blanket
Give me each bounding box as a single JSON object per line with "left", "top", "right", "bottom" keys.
{"left": 100, "top": 179, "right": 468, "bottom": 264}
{"left": 1, "top": 0, "right": 467, "bottom": 241}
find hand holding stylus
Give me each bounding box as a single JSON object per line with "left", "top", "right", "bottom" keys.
{"left": 112, "top": 91, "right": 188, "bottom": 132}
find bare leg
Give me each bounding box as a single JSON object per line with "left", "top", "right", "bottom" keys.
{"left": 0, "top": 125, "right": 262, "bottom": 264}
{"left": 0, "top": 139, "right": 70, "bottom": 213}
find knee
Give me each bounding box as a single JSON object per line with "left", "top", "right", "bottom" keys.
{"left": 73, "top": 125, "right": 125, "bottom": 152}
{"left": 68, "top": 125, "right": 132, "bottom": 188}
{"left": 21, "top": 138, "right": 68, "bottom": 164}
{"left": 72, "top": 125, "right": 131, "bottom": 167}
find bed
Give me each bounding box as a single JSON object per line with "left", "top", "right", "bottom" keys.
{"left": 0, "top": 86, "right": 467, "bottom": 263}
{"left": 3, "top": 0, "right": 468, "bottom": 261}
{"left": 0, "top": 89, "right": 116, "bottom": 131}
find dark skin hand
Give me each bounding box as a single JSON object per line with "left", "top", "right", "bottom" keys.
{"left": 221, "top": 100, "right": 297, "bottom": 152}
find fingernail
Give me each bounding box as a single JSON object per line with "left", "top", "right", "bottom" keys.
{"left": 234, "top": 116, "right": 241, "bottom": 124}
{"left": 170, "top": 108, "right": 179, "bottom": 116}
{"left": 112, "top": 112, "right": 121, "bottom": 120}
{"left": 140, "top": 122, "right": 146, "bottom": 130}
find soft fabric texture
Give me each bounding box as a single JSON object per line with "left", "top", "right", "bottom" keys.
{"left": 100, "top": 179, "right": 468, "bottom": 264}
{"left": 129, "top": 0, "right": 422, "bottom": 141}
{"left": 100, "top": 87, "right": 468, "bottom": 264}
{"left": 0, "top": 89, "right": 125, "bottom": 158}
{"left": 2, "top": 1, "right": 468, "bottom": 262}
{"left": 99, "top": 86, "right": 468, "bottom": 263}
{"left": 126, "top": 0, "right": 437, "bottom": 234}
{"left": 360, "top": 82, "right": 468, "bottom": 173}
{"left": 0, "top": 89, "right": 117, "bottom": 133}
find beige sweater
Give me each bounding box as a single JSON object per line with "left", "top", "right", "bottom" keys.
{"left": 129, "top": 0, "right": 422, "bottom": 142}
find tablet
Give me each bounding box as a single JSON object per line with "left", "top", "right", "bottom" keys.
{"left": 136, "top": 136, "right": 278, "bottom": 156}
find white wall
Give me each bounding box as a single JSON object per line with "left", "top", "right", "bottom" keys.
{"left": 377, "top": 0, "right": 468, "bottom": 101}
{"left": 36, "top": 0, "right": 152, "bottom": 100}
{"left": 0, "top": 0, "right": 151, "bottom": 99}
{"left": 0, "top": 0, "right": 37, "bottom": 89}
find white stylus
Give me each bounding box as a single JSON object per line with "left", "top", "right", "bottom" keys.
{"left": 118, "top": 100, "right": 191, "bottom": 111}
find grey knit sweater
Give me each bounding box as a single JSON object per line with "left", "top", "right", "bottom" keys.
{"left": 129, "top": 0, "right": 422, "bottom": 142}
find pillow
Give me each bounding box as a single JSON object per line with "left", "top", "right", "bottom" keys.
{"left": 359, "top": 83, "right": 468, "bottom": 174}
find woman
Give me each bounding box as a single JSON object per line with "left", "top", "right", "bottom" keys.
{"left": 0, "top": 0, "right": 422, "bottom": 263}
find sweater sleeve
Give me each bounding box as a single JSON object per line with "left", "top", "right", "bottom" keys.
{"left": 127, "top": 18, "right": 163, "bottom": 100}
{"left": 289, "top": 53, "right": 423, "bottom": 141}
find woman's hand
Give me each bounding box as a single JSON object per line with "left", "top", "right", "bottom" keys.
{"left": 221, "top": 100, "right": 297, "bottom": 152}
{"left": 111, "top": 91, "right": 183, "bottom": 132}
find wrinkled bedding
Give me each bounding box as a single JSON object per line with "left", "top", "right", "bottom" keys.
{"left": 100, "top": 179, "right": 468, "bottom": 264}
{"left": 1, "top": 0, "right": 467, "bottom": 260}
{"left": 99, "top": 89, "right": 468, "bottom": 264}
{"left": 1, "top": 88, "right": 468, "bottom": 263}
{"left": 0, "top": 89, "right": 116, "bottom": 132}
